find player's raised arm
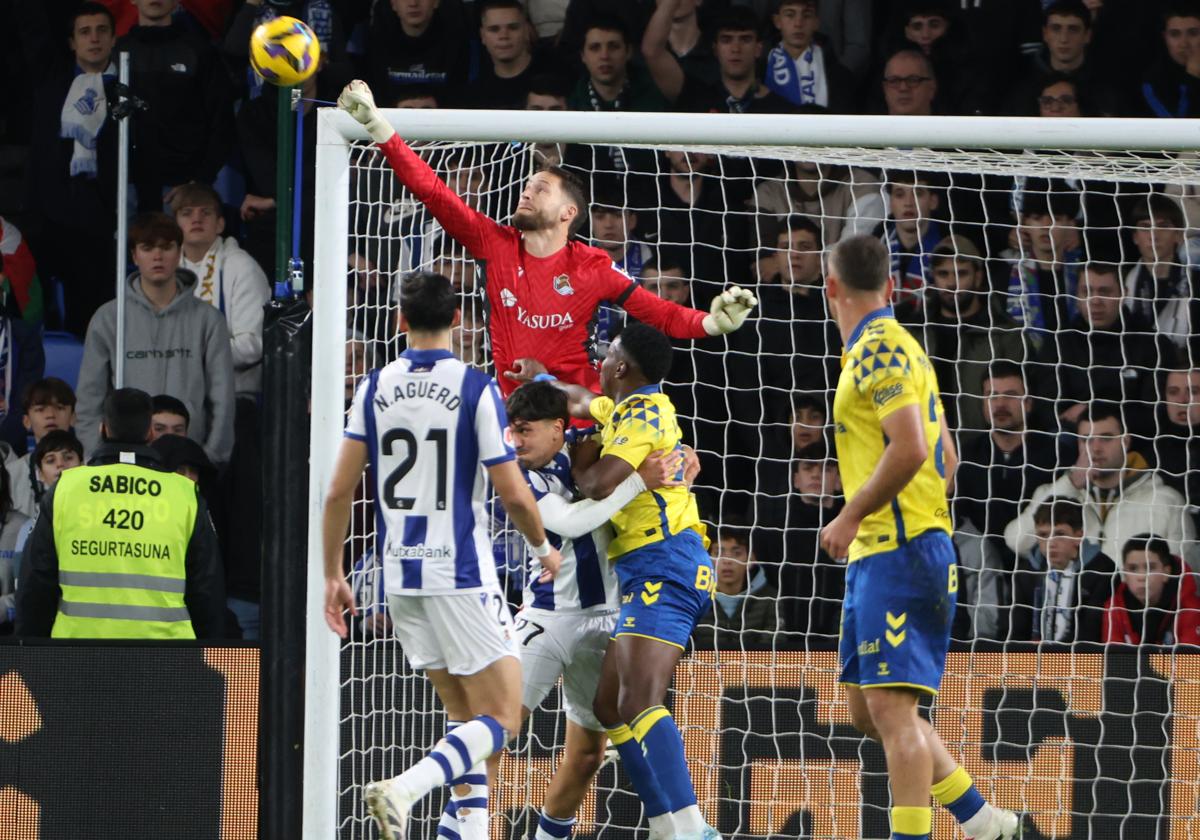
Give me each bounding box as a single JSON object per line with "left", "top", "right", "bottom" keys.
{"left": 609, "top": 261, "right": 758, "bottom": 338}
{"left": 337, "top": 80, "right": 501, "bottom": 256}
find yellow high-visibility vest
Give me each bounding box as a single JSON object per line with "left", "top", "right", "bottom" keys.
{"left": 51, "top": 463, "right": 198, "bottom": 639}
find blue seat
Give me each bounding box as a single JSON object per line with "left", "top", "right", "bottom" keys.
{"left": 43, "top": 330, "right": 85, "bottom": 392}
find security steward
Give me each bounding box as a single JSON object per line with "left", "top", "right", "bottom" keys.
{"left": 15, "top": 388, "right": 224, "bottom": 638}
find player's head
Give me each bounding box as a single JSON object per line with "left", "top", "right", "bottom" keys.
{"left": 397, "top": 272, "right": 458, "bottom": 335}
{"left": 512, "top": 166, "right": 588, "bottom": 237}
{"left": 600, "top": 324, "right": 673, "bottom": 399}
{"left": 506, "top": 382, "right": 569, "bottom": 470}
{"left": 826, "top": 234, "right": 892, "bottom": 324}
{"left": 101, "top": 388, "right": 154, "bottom": 445}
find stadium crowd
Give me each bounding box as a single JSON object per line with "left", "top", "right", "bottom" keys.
{"left": 3, "top": 0, "right": 1200, "bottom": 647}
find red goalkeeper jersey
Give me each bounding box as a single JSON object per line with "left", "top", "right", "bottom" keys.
{"left": 378, "top": 135, "right": 710, "bottom": 396}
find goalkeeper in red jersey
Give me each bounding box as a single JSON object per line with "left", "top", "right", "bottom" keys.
{"left": 338, "top": 80, "right": 757, "bottom": 396}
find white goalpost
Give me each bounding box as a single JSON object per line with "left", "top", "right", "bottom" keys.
{"left": 307, "top": 107, "right": 1200, "bottom": 840}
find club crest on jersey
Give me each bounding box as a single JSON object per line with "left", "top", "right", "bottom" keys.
{"left": 500, "top": 288, "right": 518, "bottom": 308}
{"left": 553, "top": 274, "right": 574, "bottom": 296}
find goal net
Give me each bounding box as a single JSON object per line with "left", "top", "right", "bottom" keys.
{"left": 307, "top": 109, "right": 1200, "bottom": 840}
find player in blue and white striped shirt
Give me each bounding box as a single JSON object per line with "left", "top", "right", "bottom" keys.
{"left": 505, "top": 382, "right": 687, "bottom": 840}
{"left": 322, "top": 273, "right": 562, "bottom": 840}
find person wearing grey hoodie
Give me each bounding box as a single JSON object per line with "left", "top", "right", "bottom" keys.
{"left": 75, "top": 213, "right": 235, "bottom": 464}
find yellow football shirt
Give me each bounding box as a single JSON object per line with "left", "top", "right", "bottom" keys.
{"left": 832, "top": 307, "right": 952, "bottom": 561}
{"left": 589, "top": 386, "right": 706, "bottom": 558}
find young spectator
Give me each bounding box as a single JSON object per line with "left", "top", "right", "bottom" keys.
{"left": 393, "top": 87, "right": 440, "bottom": 109}
{"left": 871, "top": 171, "right": 943, "bottom": 317}
{"left": 955, "top": 362, "right": 1059, "bottom": 546}
{"left": 1103, "top": 534, "right": 1200, "bottom": 645}
{"left": 764, "top": 0, "right": 855, "bottom": 111}
{"left": 888, "top": 1, "right": 981, "bottom": 114}
{"left": 30, "top": 431, "right": 84, "bottom": 491}
{"left": 1009, "top": 0, "right": 1127, "bottom": 116}
{"left": 558, "top": 0, "right": 655, "bottom": 61}
{"left": 0, "top": 464, "right": 32, "bottom": 634}
{"left": 525, "top": 75, "right": 571, "bottom": 167}
{"left": 26, "top": 2, "right": 119, "bottom": 335}
{"left": 117, "top": 0, "right": 234, "bottom": 211}
{"left": 75, "top": 213, "right": 236, "bottom": 464}
{"left": 746, "top": 394, "right": 837, "bottom": 538}
{"left": 750, "top": 160, "right": 886, "bottom": 245}
{"left": 644, "top": 5, "right": 795, "bottom": 114}
{"left": 1004, "top": 193, "right": 1085, "bottom": 342}
{"left": 150, "top": 393, "right": 190, "bottom": 440}
{"left": 590, "top": 191, "right": 652, "bottom": 279}
{"left": 1124, "top": 193, "right": 1197, "bottom": 348}
{"left": 1010, "top": 496, "right": 1115, "bottom": 644}
{"left": 880, "top": 48, "right": 938, "bottom": 116}
{"left": 468, "top": 0, "right": 560, "bottom": 110}
{"left": 1054, "top": 263, "right": 1176, "bottom": 436}
{"left": 368, "top": 0, "right": 468, "bottom": 101}
{"left": 691, "top": 525, "right": 781, "bottom": 649}
{"left": 569, "top": 17, "right": 669, "bottom": 113}
{"left": 640, "top": 256, "right": 692, "bottom": 306}
{"left": 918, "top": 236, "right": 1030, "bottom": 435}
{"left": 1005, "top": 403, "right": 1199, "bottom": 570}
{"left": 450, "top": 300, "right": 488, "bottom": 369}
{"left": 1141, "top": 4, "right": 1200, "bottom": 118}
{"left": 172, "top": 182, "right": 271, "bottom": 397}
{"left": 7, "top": 379, "right": 78, "bottom": 518}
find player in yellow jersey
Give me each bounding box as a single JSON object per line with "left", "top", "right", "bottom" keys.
{"left": 509, "top": 323, "right": 726, "bottom": 840}
{"left": 820, "top": 235, "right": 1021, "bottom": 840}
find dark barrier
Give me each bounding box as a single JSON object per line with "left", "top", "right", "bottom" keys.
{"left": 0, "top": 643, "right": 258, "bottom": 840}
{"left": 341, "top": 649, "right": 1192, "bottom": 840}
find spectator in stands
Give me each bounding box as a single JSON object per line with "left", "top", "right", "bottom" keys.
{"left": 150, "top": 394, "right": 189, "bottom": 441}
{"left": 643, "top": 4, "right": 795, "bottom": 114}
{"left": 774, "top": 441, "right": 845, "bottom": 638}
{"left": 790, "top": 394, "right": 828, "bottom": 454}
{"left": 880, "top": 48, "right": 938, "bottom": 116}
{"left": 393, "top": 87, "right": 440, "bottom": 109}
{"left": 152, "top": 433, "right": 216, "bottom": 490}
{"left": 692, "top": 525, "right": 781, "bottom": 649}
{"left": 1005, "top": 402, "right": 1200, "bottom": 570}
{"left": 117, "top": 0, "right": 233, "bottom": 211}
{"left": 1124, "top": 193, "right": 1197, "bottom": 348}
{"left": 1032, "top": 74, "right": 1091, "bottom": 118}
{"left": 750, "top": 160, "right": 886, "bottom": 245}
{"left": 0, "top": 256, "right": 46, "bottom": 456}
{"left": 0, "top": 465, "right": 32, "bottom": 635}
{"left": 1004, "top": 193, "right": 1085, "bottom": 342}
{"left": 30, "top": 431, "right": 84, "bottom": 495}
{"left": 468, "top": 0, "right": 560, "bottom": 110}
{"left": 451, "top": 300, "right": 488, "bottom": 368}
{"left": 1103, "top": 534, "right": 1200, "bottom": 645}
{"left": 590, "top": 190, "right": 651, "bottom": 279}
{"left": 7, "top": 379, "right": 78, "bottom": 518}
{"left": 918, "top": 235, "right": 1029, "bottom": 435}
{"left": 26, "top": 2, "right": 120, "bottom": 335}
{"left": 1141, "top": 4, "right": 1200, "bottom": 118}
{"left": 1055, "top": 263, "right": 1176, "bottom": 436}
{"left": 172, "top": 183, "right": 271, "bottom": 398}
{"left": 763, "top": 0, "right": 855, "bottom": 111}
{"left": 886, "top": 1, "right": 979, "bottom": 114}
{"left": 750, "top": 395, "right": 835, "bottom": 530}
{"left": 653, "top": 149, "right": 729, "bottom": 293}
{"left": 871, "top": 171, "right": 943, "bottom": 318}
{"left": 1009, "top": 0, "right": 1127, "bottom": 116}
{"left": 525, "top": 75, "right": 571, "bottom": 167}
{"left": 348, "top": 250, "right": 394, "bottom": 347}
{"left": 955, "top": 362, "right": 1058, "bottom": 545}
{"left": 647, "top": 0, "right": 718, "bottom": 87}
{"left": 1154, "top": 368, "right": 1200, "bottom": 512}
{"left": 1010, "top": 496, "right": 1115, "bottom": 644}
{"left": 368, "top": 0, "right": 468, "bottom": 101}
{"left": 570, "top": 17, "right": 668, "bottom": 113}
{"left": 75, "top": 213, "right": 235, "bottom": 464}
{"left": 640, "top": 255, "right": 692, "bottom": 306}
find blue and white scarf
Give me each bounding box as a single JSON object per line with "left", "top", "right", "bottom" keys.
{"left": 765, "top": 43, "right": 828, "bottom": 108}
{"left": 60, "top": 63, "right": 115, "bottom": 177}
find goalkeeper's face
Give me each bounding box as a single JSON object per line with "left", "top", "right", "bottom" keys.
{"left": 513, "top": 173, "right": 569, "bottom": 232}
{"left": 509, "top": 418, "right": 564, "bottom": 470}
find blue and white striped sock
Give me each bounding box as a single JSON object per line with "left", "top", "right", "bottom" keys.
{"left": 533, "top": 811, "right": 576, "bottom": 840}
{"left": 438, "top": 721, "right": 467, "bottom": 840}
{"left": 395, "top": 715, "right": 507, "bottom": 803}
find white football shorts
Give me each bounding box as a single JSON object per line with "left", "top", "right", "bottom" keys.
{"left": 387, "top": 588, "right": 520, "bottom": 676}
{"left": 518, "top": 608, "right": 617, "bottom": 732}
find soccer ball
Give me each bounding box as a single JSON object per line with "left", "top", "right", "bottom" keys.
{"left": 249, "top": 16, "right": 321, "bottom": 86}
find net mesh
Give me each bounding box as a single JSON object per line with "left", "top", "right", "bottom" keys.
{"left": 334, "top": 130, "right": 1200, "bottom": 839}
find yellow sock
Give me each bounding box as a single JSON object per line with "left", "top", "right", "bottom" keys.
{"left": 931, "top": 767, "right": 973, "bottom": 805}
{"left": 891, "top": 806, "right": 931, "bottom": 838}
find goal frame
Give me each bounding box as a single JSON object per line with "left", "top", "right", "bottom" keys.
{"left": 305, "top": 106, "right": 1200, "bottom": 839}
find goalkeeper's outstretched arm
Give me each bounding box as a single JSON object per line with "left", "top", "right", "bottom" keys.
{"left": 619, "top": 278, "right": 759, "bottom": 338}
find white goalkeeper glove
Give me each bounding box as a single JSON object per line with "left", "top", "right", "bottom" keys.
{"left": 337, "top": 80, "right": 395, "bottom": 145}
{"left": 702, "top": 286, "right": 757, "bottom": 336}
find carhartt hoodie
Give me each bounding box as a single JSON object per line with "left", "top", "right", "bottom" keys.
{"left": 76, "top": 270, "right": 235, "bottom": 463}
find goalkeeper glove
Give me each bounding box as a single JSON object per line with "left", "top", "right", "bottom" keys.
{"left": 702, "top": 286, "right": 758, "bottom": 336}
{"left": 337, "top": 80, "right": 395, "bottom": 145}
